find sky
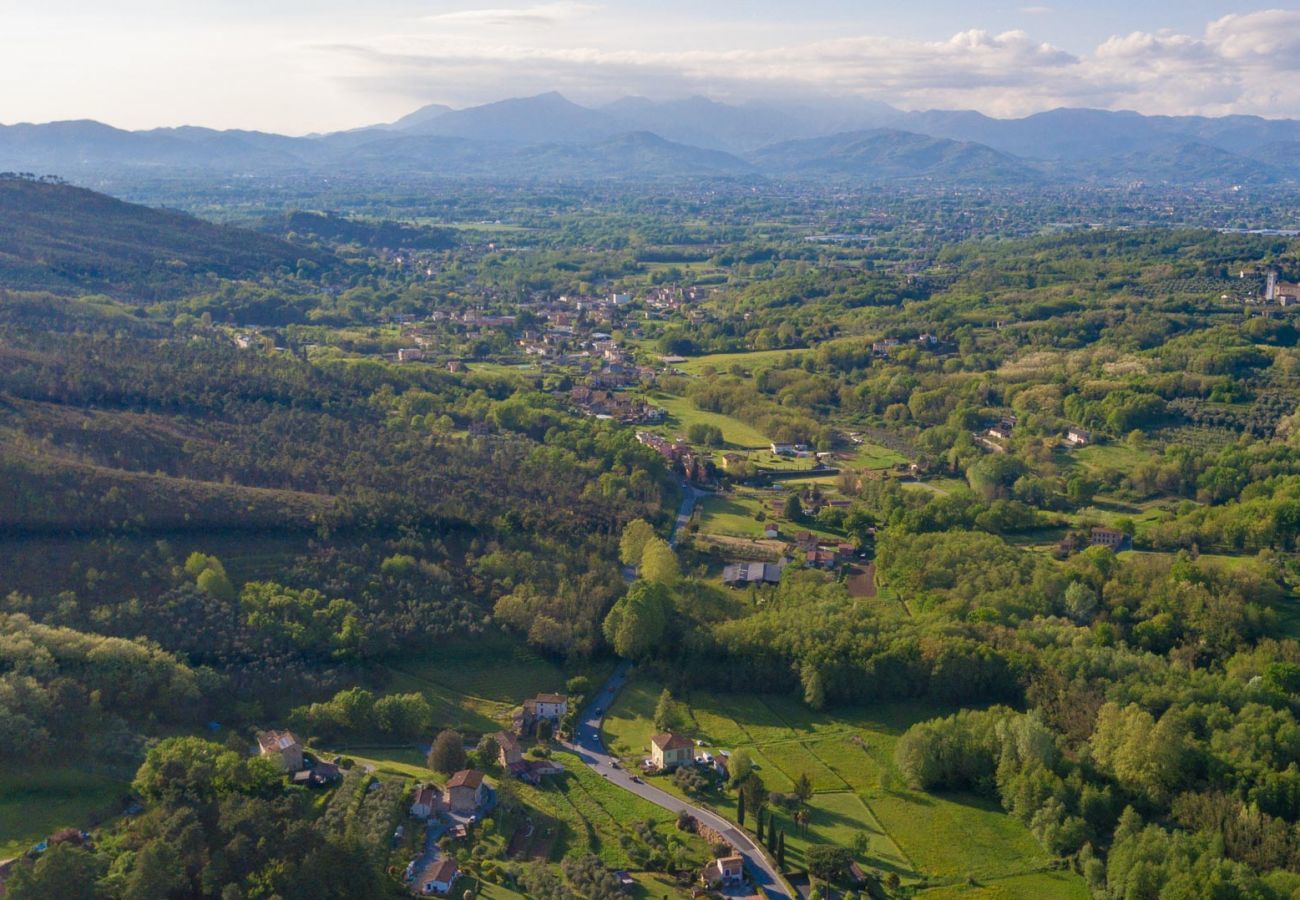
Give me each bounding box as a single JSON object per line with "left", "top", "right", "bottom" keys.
{"left": 1, "top": 1, "right": 1298, "bottom": 133}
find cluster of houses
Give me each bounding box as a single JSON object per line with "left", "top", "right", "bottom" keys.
{"left": 569, "top": 386, "right": 665, "bottom": 424}
{"left": 406, "top": 692, "right": 569, "bottom": 896}
{"left": 635, "top": 431, "right": 712, "bottom": 483}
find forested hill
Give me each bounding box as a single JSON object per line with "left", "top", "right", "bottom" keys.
{"left": 0, "top": 176, "right": 333, "bottom": 297}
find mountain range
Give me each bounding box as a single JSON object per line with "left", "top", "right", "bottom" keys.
{"left": 2, "top": 92, "right": 1298, "bottom": 186}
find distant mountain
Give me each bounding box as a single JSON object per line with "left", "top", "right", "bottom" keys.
{"left": 408, "top": 92, "right": 621, "bottom": 143}
{"left": 385, "top": 102, "right": 453, "bottom": 131}
{"left": 0, "top": 120, "right": 320, "bottom": 173}
{"left": 0, "top": 176, "right": 331, "bottom": 297}
{"left": 749, "top": 129, "right": 1032, "bottom": 183}
{"left": 334, "top": 129, "right": 753, "bottom": 179}
{"left": 3, "top": 93, "right": 1298, "bottom": 187}
{"left": 1076, "top": 142, "right": 1290, "bottom": 186}
{"left": 601, "top": 96, "right": 821, "bottom": 152}
{"left": 892, "top": 107, "right": 1300, "bottom": 162}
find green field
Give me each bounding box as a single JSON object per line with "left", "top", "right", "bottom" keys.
{"left": 648, "top": 392, "right": 772, "bottom": 448}
{"left": 380, "top": 635, "right": 583, "bottom": 734}
{"left": 696, "top": 493, "right": 766, "bottom": 538}
{"left": 602, "top": 677, "right": 1080, "bottom": 891}
{"left": 916, "top": 870, "right": 1091, "bottom": 899}
{"left": 0, "top": 768, "right": 128, "bottom": 859}
{"left": 847, "top": 442, "right": 907, "bottom": 470}
{"left": 675, "top": 348, "right": 812, "bottom": 376}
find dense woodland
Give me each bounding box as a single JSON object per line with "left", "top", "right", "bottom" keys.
{"left": 5, "top": 172, "right": 1300, "bottom": 898}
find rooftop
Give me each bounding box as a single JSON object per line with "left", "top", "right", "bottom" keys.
{"left": 446, "top": 769, "right": 485, "bottom": 789}
{"left": 651, "top": 732, "right": 694, "bottom": 751}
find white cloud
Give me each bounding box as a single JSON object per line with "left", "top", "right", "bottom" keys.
{"left": 422, "top": 3, "right": 599, "bottom": 28}
{"left": 319, "top": 8, "right": 1300, "bottom": 119}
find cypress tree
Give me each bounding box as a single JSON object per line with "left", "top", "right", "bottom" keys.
{"left": 756, "top": 809, "right": 765, "bottom": 842}
{"left": 737, "top": 787, "right": 746, "bottom": 827}
{"left": 777, "top": 831, "right": 786, "bottom": 870}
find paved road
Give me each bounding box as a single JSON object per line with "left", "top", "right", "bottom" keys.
{"left": 623, "top": 481, "right": 701, "bottom": 584}
{"left": 562, "top": 660, "right": 790, "bottom": 899}
{"left": 576, "top": 483, "right": 794, "bottom": 894}
{"left": 669, "top": 482, "right": 700, "bottom": 548}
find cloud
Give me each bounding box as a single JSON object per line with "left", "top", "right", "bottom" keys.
{"left": 319, "top": 8, "right": 1300, "bottom": 119}
{"left": 1019, "top": 6, "right": 1053, "bottom": 14}
{"left": 422, "top": 3, "right": 598, "bottom": 28}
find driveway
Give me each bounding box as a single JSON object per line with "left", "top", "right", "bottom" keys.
{"left": 562, "top": 660, "right": 790, "bottom": 900}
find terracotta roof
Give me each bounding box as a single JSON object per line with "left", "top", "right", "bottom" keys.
{"left": 256, "top": 729, "right": 299, "bottom": 753}
{"left": 414, "top": 786, "right": 437, "bottom": 805}
{"left": 651, "top": 733, "right": 693, "bottom": 751}
{"left": 446, "top": 769, "right": 484, "bottom": 789}
{"left": 495, "top": 731, "right": 520, "bottom": 751}
{"left": 425, "top": 857, "right": 458, "bottom": 884}
{"left": 535, "top": 693, "right": 567, "bottom": 704}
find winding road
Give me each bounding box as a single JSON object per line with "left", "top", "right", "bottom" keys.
{"left": 564, "top": 481, "right": 792, "bottom": 898}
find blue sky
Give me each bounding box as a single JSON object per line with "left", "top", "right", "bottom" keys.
{"left": 2, "top": 2, "right": 1297, "bottom": 132}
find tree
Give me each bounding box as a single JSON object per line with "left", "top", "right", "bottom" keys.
{"left": 196, "top": 567, "right": 236, "bottom": 603}
{"left": 687, "top": 423, "right": 724, "bottom": 447}
{"left": 133, "top": 736, "right": 279, "bottom": 807}
{"left": 783, "top": 494, "right": 803, "bottom": 522}
{"left": 800, "top": 662, "right": 825, "bottom": 710}
{"left": 240, "top": 581, "right": 365, "bottom": 659}
{"left": 653, "top": 688, "right": 684, "bottom": 732}
{"left": 603, "top": 581, "right": 671, "bottom": 659}
{"left": 756, "top": 809, "right": 765, "bottom": 842}
{"left": 741, "top": 773, "right": 767, "bottom": 820}
{"left": 374, "top": 692, "right": 433, "bottom": 738}
{"left": 794, "top": 772, "right": 814, "bottom": 803}
{"left": 4, "top": 843, "right": 105, "bottom": 900}
{"left": 778, "top": 831, "right": 786, "bottom": 870}
{"left": 806, "top": 845, "right": 853, "bottom": 882}
{"left": 1063, "top": 581, "right": 1099, "bottom": 623}
{"left": 477, "top": 733, "right": 501, "bottom": 768}
{"left": 124, "top": 841, "right": 187, "bottom": 900}
{"left": 729, "top": 749, "right": 754, "bottom": 785}
{"left": 737, "top": 786, "right": 746, "bottom": 827}
{"left": 619, "top": 519, "right": 657, "bottom": 567}
{"left": 639, "top": 538, "right": 680, "bottom": 586}
{"left": 428, "top": 729, "right": 467, "bottom": 775}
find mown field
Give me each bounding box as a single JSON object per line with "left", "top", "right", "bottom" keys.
{"left": 646, "top": 392, "right": 773, "bottom": 448}
{"left": 602, "top": 677, "right": 1084, "bottom": 894}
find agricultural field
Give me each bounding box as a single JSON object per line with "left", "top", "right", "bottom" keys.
{"left": 601, "top": 677, "right": 1082, "bottom": 893}
{"left": 378, "top": 635, "right": 590, "bottom": 735}
{"left": 0, "top": 767, "right": 128, "bottom": 859}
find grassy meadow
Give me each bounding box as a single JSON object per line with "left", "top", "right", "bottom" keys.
{"left": 601, "top": 677, "right": 1083, "bottom": 893}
